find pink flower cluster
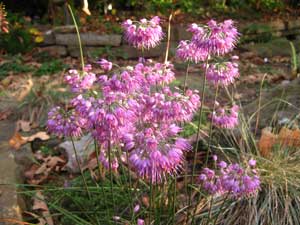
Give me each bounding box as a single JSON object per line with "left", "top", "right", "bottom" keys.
{"left": 212, "top": 104, "right": 239, "bottom": 129}
{"left": 122, "top": 16, "right": 164, "bottom": 50}
{"left": 176, "top": 40, "right": 208, "bottom": 63}
{"left": 176, "top": 19, "right": 240, "bottom": 127}
{"left": 189, "top": 19, "right": 239, "bottom": 56}
{"left": 48, "top": 59, "right": 200, "bottom": 183}
{"left": 205, "top": 61, "right": 239, "bottom": 86}
{"left": 199, "top": 158, "right": 260, "bottom": 198}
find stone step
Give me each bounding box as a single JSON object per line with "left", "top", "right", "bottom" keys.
{"left": 0, "top": 121, "right": 23, "bottom": 225}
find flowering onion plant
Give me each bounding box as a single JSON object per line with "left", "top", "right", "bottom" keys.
{"left": 47, "top": 15, "right": 261, "bottom": 224}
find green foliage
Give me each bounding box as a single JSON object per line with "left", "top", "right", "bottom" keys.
{"left": 0, "top": 59, "right": 33, "bottom": 78}
{"left": 34, "top": 60, "right": 67, "bottom": 76}
{"left": 0, "top": 28, "right": 33, "bottom": 54}
{"left": 90, "top": 46, "right": 128, "bottom": 60}
{"left": 289, "top": 41, "right": 299, "bottom": 78}
{"left": 252, "top": 0, "right": 284, "bottom": 10}
{"left": 242, "top": 23, "right": 273, "bottom": 43}
{"left": 0, "top": 11, "right": 35, "bottom": 54}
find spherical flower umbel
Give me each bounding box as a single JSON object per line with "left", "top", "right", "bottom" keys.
{"left": 212, "top": 104, "right": 239, "bottom": 129}
{"left": 122, "top": 16, "right": 164, "bottom": 50}
{"left": 64, "top": 69, "right": 96, "bottom": 93}
{"left": 176, "top": 40, "right": 208, "bottom": 63}
{"left": 205, "top": 61, "right": 239, "bottom": 86}
{"left": 47, "top": 106, "right": 86, "bottom": 137}
{"left": 97, "top": 59, "right": 113, "bottom": 71}
{"left": 189, "top": 19, "right": 239, "bottom": 56}
{"left": 199, "top": 159, "right": 260, "bottom": 198}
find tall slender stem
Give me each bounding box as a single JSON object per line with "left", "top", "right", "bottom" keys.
{"left": 188, "top": 57, "right": 209, "bottom": 223}
{"left": 71, "top": 137, "right": 91, "bottom": 198}
{"left": 206, "top": 195, "right": 214, "bottom": 225}
{"left": 94, "top": 140, "right": 110, "bottom": 218}
{"left": 213, "top": 193, "right": 230, "bottom": 225}
{"left": 149, "top": 176, "right": 153, "bottom": 225}
{"left": 191, "top": 57, "right": 209, "bottom": 191}
{"left": 172, "top": 176, "right": 177, "bottom": 225}
{"left": 205, "top": 83, "right": 219, "bottom": 166}
{"left": 67, "top": 4, "right": 85, "bottom": 73}
{"left": 107, "top": 137, "right": 115, "bottom": 214}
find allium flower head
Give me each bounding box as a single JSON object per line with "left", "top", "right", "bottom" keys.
{"left": 48, "top": 57, "right": 200, "bottom": 181}
{"left": 137, "top": 219, "right": 145, "bottom": 225}
{"left": 205, "top": 61, "right": 239, "bottom": 86}
{"left": 176, "top": 40, "right": 208, "bottom": 63}
{"left": 199, "top": 159, "right": 260, "bottom": 198}
{"left": 64, "top": 69, "right": 96, "bottom": 93}
{"left": 212, "top": 104, "right": 239, "bottom": 129}
{"left": 47, "top": 106, "right": 86, "bottom": 137}
{"left": 189, "top": 19, "right": 239, "bottom": 56}
{"left": 97, "top": 59, "right": 113, "bottom": 71}
{"left": 122, "top": 16, "right": 164, "bottom": 50}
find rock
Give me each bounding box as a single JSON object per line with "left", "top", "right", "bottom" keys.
{"left": 59, "top": 134, "right": 94, "bottom": 173}
{"left": 53, "top": 25, "right": 76, "bottom": 34}
{"left": 55, "top": 33, "right": 122, "bottom": 46}
{"left": 0, "top": 121, "right": 23, "bottom": 224}
{"left": 40, "top": 46, "right": 67, "bottom": 57}
{"left": 241, "top": 38, "right": 300, "bottom": 58}
{"left": 40, "top": 30, "right": 56, "bottom": 46}
{"left": 31, "top": 138, "right": 61, "bottom": 152}
{"left": 68, "top": 42, "right": 178, "bottom": 59}
{"left": 13, "top": 144, "right": 35, "bottom": 173}
{"left": 288, "top": 20, "right": 300, "bottom": 30}
{"left": 173, "top": 25, "right": 191, "bottom": 41}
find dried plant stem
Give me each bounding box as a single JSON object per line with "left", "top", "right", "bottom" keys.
{"left": 70, "top": 137, "right": 91, "bottom": 199}
{"left": 255, "top": 74, "right": 267, "bottom": 136}
{"left": 164, "top": 13, "right": 173, "bottom": 64}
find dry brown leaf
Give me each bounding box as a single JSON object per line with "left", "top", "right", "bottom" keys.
{"left": 23, "top": 211, "right": 46, "bottom": 225}
{"left": 28, "top": 174, "right": 48, "bottom": 185}
{"left": 32, "top": 191, "right": 54, "bottom": 225}
{"left": 9, "top": 132, "right": 27, "bottom": 150}
{"left": 0, "top": 110, "right": 12, "bottom": 120}
{"left": 0, "top": 219, "right": 31, "bottom": 225}
{"left": 17, "top": 78, "right": 33, "bottom": 101}
{"left": 45, "top": 156, "right": 66, "bottom": 169}
{"left": 27, "top": 131, "right": 50, "bottom": 142}
{"left": 9, "top": 131, "right": 50, "bottom": 150}
{"left": 17, "top": 120, "right": 31, "bottom": 132}
{"left": 24, "top": 164, "right": 40, "bottom": 180}
{"left": 34, "top": 163, "right": 49, "bottom": 175}
{"left": 33, "top": 191, "right": 48, "bottom": 211}
{"left": 142, "top": 195, "right": 150, "bottom": 208}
